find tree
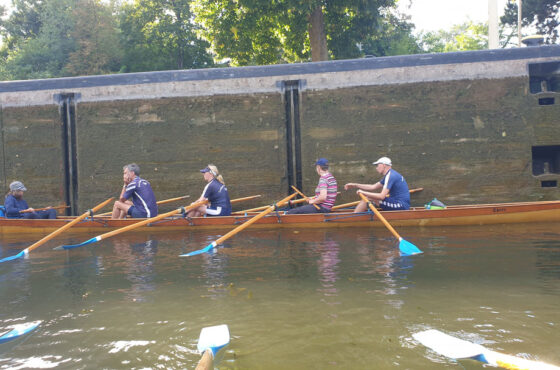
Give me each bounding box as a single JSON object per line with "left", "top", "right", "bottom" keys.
{"left": 119, "top": 0, "right": 214, "bottom": 72}
{"left": 65, "top": 0, "right": 123, "bottom": 76}
{"left": 191, "top": 0, "right": 398, "bottom": 65}
{"left": 361, "top": 9, "right": 422, "bottom": 57}
{"left": 501, "top": 0, "right": 560, "bottom": 44}
{"left": 1, "top": 0, "right": 76, "bottom": 80}
{"left": 419, "top": 21, "right": 488, "bottom": 53}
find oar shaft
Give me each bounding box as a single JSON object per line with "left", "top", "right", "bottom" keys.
{"left": 213, "top": 193, "right": 297, "bottom": 246}
{"left": 230, "top": 194, "right": 262, "bottom": 203}
{"left": 20, "top": 205, "right": 69, "bottom": 213}
{"left": 358, "top": 192, "right": 402, "bottom": 240}
{"left": 195, "top": 349, "right": 213, "bottom": 370}
{"left": 96, "top": 200, "right": 208, "bottom": 241}
{"left": 291, "top": 186, "right": 321, "bottom": 210}
{"left": 26, "top": 198, "right": 113, "bottom": 253}
{"left": 232, "top": 198, "right": 306, "bottom": 214}
{"left": 97, "top": 195, "right": 192, "bottom": 217}
{"left": 333, "top": 188, "right": 423, "bottom": 210}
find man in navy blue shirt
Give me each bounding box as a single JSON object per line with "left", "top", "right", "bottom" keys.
{"left": 344, "top": 156, "right": 410, "bottom": 212}
{"left": 112, "top": 163, "right": 158, "bottom": 218}
{"left": 4, "top": 181, "right": 57, "bottom": 219}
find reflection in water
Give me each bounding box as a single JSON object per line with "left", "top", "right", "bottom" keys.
{"left": 315, "top": 238, "right": 340, "bottom": 298}
{"left": 113, "top": 239, "right": 158, "bottom": 302}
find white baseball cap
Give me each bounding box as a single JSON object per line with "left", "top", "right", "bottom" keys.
{"left": 372, "top": 157, "right": 392, "bottom": 166}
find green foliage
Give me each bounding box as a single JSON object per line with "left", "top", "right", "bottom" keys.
{"left": 419, "top": 21, "right": 488, "bottom": 53}
{"left": 361, "top": 10, "right": 422, "bottom": 57}
{"left": 119, "top": 0, "right": 214, "bottom": 72}
{"left": 191, "top": 0, "right": 401, "bottom": 66}
{"left": 501, "top": 0, "right": 560, "bottom": 44}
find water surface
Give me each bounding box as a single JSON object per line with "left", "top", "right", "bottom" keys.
{"left": 0, "top": 224, "right": 559, "bottom": 369}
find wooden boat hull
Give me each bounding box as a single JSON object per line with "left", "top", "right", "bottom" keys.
{"left": 0, "top": 200, "right": 559, "bottom": 235}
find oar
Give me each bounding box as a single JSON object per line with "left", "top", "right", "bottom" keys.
{"left": 0, "top": 321, "right": 42, "bottom": 344}
{"left": 232, "top": 197, "right": 307, "bottom": 214}
{"left": 332, "top": 188, "right": 425, "bottom": 211}
{"left": 20, "top": 204, "right": 69, "bottom": 213}
{"left": 358, "top": 192, "right": 422, "bottom": 256}
{"left": 54, "top": 199, "right": 208, "bottom": 250}
{"left": 181, "top": 193, "right": 297, "bottom": 257}
{"left": 291, "top": 186, "right": 321, "bottom": 210}
{"left": 230, "top": 194, "right": 262, "bottom": 204}
{"left": 96, "top": 195, "right": 191, "bottom": 217}
{"left": 0, "top": 198, "right": 114, "bottom": 263}
{"left": 195, "top": 324, "right": 230, "bottom": 370}
{"left": 413, "top": 329, "right": 560, "bottom": 370}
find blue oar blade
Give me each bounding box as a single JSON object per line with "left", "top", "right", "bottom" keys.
{"left": 53, "top": 237, "right": 99, "bottom": 251}
{"left": 0, "top": 321, "right": 41, "bottom": 344}
{"left": 399, "top": 238, "right": 423, "bottom": 256}
{"left": 0, "top": 249, "right": 26, "bottom": 263}
{"left": 180, "top": 242, "right": 216, "bottom": 257}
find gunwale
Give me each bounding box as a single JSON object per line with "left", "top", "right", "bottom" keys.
{"left": 0, "top": 200, "right": 559, "bottom": 235}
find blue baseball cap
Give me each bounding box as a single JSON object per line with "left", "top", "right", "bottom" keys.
{"left": 315, "top": 158, "right": 329, "bottom": 166}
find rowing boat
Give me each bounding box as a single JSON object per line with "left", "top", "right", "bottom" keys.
{"left": 0, "top": 200, "right": 558, "bottom": 235}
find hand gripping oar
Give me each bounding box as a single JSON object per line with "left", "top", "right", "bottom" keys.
{"left": 181, "top": 193, "right": 297, "bottom": 257}
{"left": 413, "top": 329, "right": 560, "bottom": 370}
{"left": 358, "top": 192, "right": 422, "bottom": 256}
{"left": 332, "top": 188, "right": 424, "bottom": 211}
{"left": 96, "top": 195, "right": 191, "bottom": 217}
{"left": 54, "top": 199, "right": 208, "bottom": 250}
{"left": 0, "top": 198, "right": 114, "bottom": 263}
{"left": 195, "top": 324, "right": 230, "bottom": 370}
{"left": 291, "top": 186, "right": 321, "bottom": 210}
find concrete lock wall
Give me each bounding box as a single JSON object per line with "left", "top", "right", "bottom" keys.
{"left": 1, "top": 45, "right": 560, "bottom": 213}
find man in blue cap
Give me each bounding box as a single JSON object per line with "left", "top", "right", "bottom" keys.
{"left": 287, "top": 158, "right": 338, "bottom": 214}
{"left": 344, "top": 156, "right": 410, "bottom": 212}
{"left": 4, "top": 181, "right": 57, "bottom": 219}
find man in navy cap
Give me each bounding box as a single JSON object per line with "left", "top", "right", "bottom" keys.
{"left": 344, "top": 156, "right": 410, "bottom": 212}
{"left": 4, "top": 181, "right": 57, "bottom": 219}
{"left": 287, "top": 158, "right": 338, "bottom": 214}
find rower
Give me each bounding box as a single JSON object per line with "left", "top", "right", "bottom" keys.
{"left": 4, "top": 181, "right": 56, "bottom": 219}
{"left": 111, "top": 163, "right": 158, "bottom": 219}
{"left": 287, "top": 158, "right": 338, "bottom": 214}
{"left": 344, "top": 156, "right": 410, "bottom": 212}
{"left": 187, "top": 164, "right": 232, "bottom": 217}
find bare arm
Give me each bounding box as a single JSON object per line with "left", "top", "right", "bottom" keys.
{"left": 310, "top": 189, "right": 327, "bottom": 204}
{"left": 344, "top": 182, "right": 381, "bottom": 192}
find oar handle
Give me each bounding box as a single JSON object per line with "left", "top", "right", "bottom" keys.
{"left": 213, "top": 193, "right": 297, "bottom": 246}
{"left": 358, "top": 192, "right": 402, "bottom": 240}
{"left": 290, "top": 186, "right": 321, "bottom": 210}
{"left": 26, "top": 198, "right": 114, "bottom": 253}
{"left": 20, "top": 205, "right": 69, "bottom": 213}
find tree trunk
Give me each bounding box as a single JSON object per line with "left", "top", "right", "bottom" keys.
{"left": 308, "top": 5, "right": 328, "bottom": 62}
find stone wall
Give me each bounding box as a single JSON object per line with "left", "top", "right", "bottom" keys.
{"left": 1, "top": 46, "right": 559, "bottom": 213}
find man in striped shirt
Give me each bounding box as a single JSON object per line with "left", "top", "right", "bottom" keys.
{"left": 344, "top": 156, "right": 410, "bottom": 212}
{"left": 287, "top": 158, "right": 337, "bottom": 214}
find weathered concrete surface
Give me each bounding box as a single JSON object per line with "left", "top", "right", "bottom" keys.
{"left": 0, "top": 105, "right": 63, "bottom": 207}
{"left": 76, "top": 94, "right": 286, "bottom": 210}
{"left": 0, "top": 46, "right": 559, "bottom": 212}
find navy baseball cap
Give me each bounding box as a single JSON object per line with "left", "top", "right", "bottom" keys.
{"left": 200, "top": 167, "right": 211, "bottom": 173}
{"left": 315, "top": 158, "right": 329, "bottom": 166}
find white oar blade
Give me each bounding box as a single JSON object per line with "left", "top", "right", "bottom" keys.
{"left": 413, "top": 329, "right": 485, "bottom": 359}
{"left": 197, "top": 324, "right": 230, "bottom": 356}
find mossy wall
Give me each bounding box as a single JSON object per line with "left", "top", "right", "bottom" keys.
{"left": 1, "top": 48, "right": 560, "bottom": 212}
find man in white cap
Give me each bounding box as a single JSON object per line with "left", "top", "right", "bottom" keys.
{"left": 4, "top": 181, "right": 57, "bottom": 219}
{"left": 344, "top": 156, "right": 410, "bottom": 212}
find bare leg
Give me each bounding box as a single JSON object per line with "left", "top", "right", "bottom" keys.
{"left": 112, "top": 200, "right": 132, "bottom": 219}
{"left": 187, "top": 205, "right": 207, "bottom": 218}
{"left": 354, "top": 200, "right": 368, "bottom": 213}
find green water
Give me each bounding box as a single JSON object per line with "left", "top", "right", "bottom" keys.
{"left": 0, "top": 224, "right": 559, "bottom": 369}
